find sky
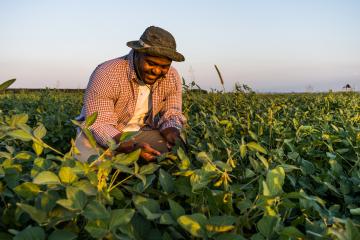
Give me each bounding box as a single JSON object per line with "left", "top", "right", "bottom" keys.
{"left": 0, "top": 0, "right": 359, "bottom": 92}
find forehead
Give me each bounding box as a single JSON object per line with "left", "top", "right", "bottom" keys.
{"left": 143, "top": 54, "right": 172, "bottom": 65}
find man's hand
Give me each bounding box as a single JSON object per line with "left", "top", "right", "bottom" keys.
{"left": 137, "top": 142, "right": 161, "bottom": 161}
{"left": 117, "top": 140, "right": 160, "bottom": 161}
{"left": 160, "top": 127, "right": 180, "bottom": 146}
{"left": 117, "top": 140, "right": 136, "bottom": 153}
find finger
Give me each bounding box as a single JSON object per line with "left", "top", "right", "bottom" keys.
{"left": 142, "top": 144, "right": 161, "bottom": 156}
{"left": 141, "top": 152, "right": 156, "bottom": 161}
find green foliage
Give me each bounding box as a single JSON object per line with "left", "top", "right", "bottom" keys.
{"left": 1, "top": 89, "right": 360, "bottom": 239}
{"left": 0, "top": 79, "right": 16, "bottom": 91}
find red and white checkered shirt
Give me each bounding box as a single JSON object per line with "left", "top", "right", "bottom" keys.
{"left": 77, "top": 50, "right": 186, "bottom": 147}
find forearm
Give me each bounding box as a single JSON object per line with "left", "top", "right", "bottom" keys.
{"left": 89, "top": 124, "right": 122, "bottom": 147}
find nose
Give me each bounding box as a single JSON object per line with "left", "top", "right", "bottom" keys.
{"left": 152, "top": 67, "right": 161, "bottom": 75}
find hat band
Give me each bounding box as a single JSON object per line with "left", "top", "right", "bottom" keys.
{"left": 139, "top": 39, "right": 151, "bottom": 48}
{"left": 139, "top": 39, "right": 177, "bottom": 52}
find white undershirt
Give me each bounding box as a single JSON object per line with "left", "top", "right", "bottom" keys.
{"left": 122, "top": 84, "right": 152, "bottom": 132}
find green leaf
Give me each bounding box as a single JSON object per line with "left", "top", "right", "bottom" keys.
{"left": 13, "top": 182, "right": 41, "bottom": 199}
{"left": 85, "top": 220, "right": 108, "bottom": 239}
{"left": 280, "top": 226, "right": 305, "bottom": 239}
{"left": 0, "top": 167, "right": 4, "bottom": 178}
{"left": 280, "top": 164, "right": 300, "bottom": 172}
{"left": 245, "top": 168, "right": 255, "bottom": 178}
{"left": 134, "top": 174, "right": 156, "bottom": 192}
{"left": 109, "top": 209, "right": 135, "bottom": 230}
{"left": 236, "top": 199, "right": 252, "bottom": 213}
{"left": 256, "top": 153, "right": 269, "bottom": 170}
{"left": 33, "top": 124, "right": 47, "bottom": 139}
{"left": 251, "top": 233, "right": 266, "bottom": 240}
{"left": 85, "top": 112, "right": 98, "bottom": 127}
{"left": 214, "top": 233, "right": 247, "bottom": 240}
{"left": 208, "top": 215, "right": 237, "bottom": 226}
{"left": 114, "top": 149, "right": 141, "bottom": 166}
{"left": 139, "top": 163, "right": 159, "bottom": 175}
{"left": 15, "top": 151, "right": 33, "bottom": 161}
{"left": 177, "top": 148, "right": 191, "bottom": 170}
{"left": 240, "top": 144, "right": 247, "bottom": 158}
{"left": 133, "top": 195, "right": 160, "bottom": 217}
{"left": 113, "top": 163, "right": 134, "bottom": 174}
{"left": 109, "top": 187, "right": 125, "bottom": 200}
{"left": 13, "top": 226, "right": 45, "bottom": 240}
{"left": 0, "top": 78, "right": 16, "bottom": 91}
{"left": 119, "top": 131, "right": 139, "bottom": 142}
{"left": 300, "top": 159, "right": 315, "bottom": 175}
{"left": 350, "top": 208, "right": 360, "bottom": 215}
{"left": 159, "top": 169, "right": 174, "bottom": 193}
{"left": 38, "top": 191, "right": 59, "bottom": 212}
{"left": 7, "top": 129, "right": 33, "bottom": 141}
{"left": 0, "top": 232, "right": 12, "bottom": 240}
{"left": 160, "top": 213, "right": 176, "bottom": 225}
{"left": 246, "top": 142, "right": 267, "bottom": 154}
{"left": 10, "top": 114, "right": 28, "bottom": 127}
{"left": 135, "top": 173, "right": 147, "bottom": 186}
{"left": 345, "top": 219, "right": 360, "bottom": 240}
{"left": 17, "top": 203, "right": 47, "bottom": 224}
{"left": 190, "top": 169, "right": 214, "bottom": 192}
{"left": 48, "top": 230, "right": 77, "bottom": 240}
{"left": 70, "top": 119, "right": 82, "bottom": 127}
{"left": 257, "top": 216, "right": 279, "bottom": 238}
{"left": 72, "top": 180, "right": 97, "bottom": 196}
{"left": 33, "top": 171, "right": 61, "bottom": 185}
{"left": 214, "top": 161, "right": 232, "bottom": 171}
{"left": 83, "top": 128, "right": 97, "bottom": 149}
{"left": 206, "top": 215, "right": 237, "bottom": 233}
{"left": 0, "top": 151, "right": 12, "bottom": 159}
{"left": 177, "top": 214, "right": 207, "bottom": 238}
{"left": 32, "top": 142, "right": 43, "bottom": 156}
{"left": 249, "top": 156, "right": 261, "bottom": 172}
{"left": 249, "top": 130, "right": 258, "bottom": 141}
{"left": 83, "top": 200, "right": 110, "bottom": 220}
{"left": 168, "top": 199, "right": 185, "bottom": 219}
{"left": 56, "top": 199, "right": 76, "bottom": 211}
{"left": 142, "top": 206, "right": 162, "bottom": 220}
{"left": 265, "top": 166, "right": 285, "bottom": 196}
{"left": 196, "top": 151, "right": 212, "bottom": 163}
{"left": 59, "top": 167, "right": 78, "bottom": 184}
{"left": 57, "top": 186, "right": 87, "bottom": 211}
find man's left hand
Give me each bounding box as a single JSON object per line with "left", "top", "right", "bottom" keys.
{"left": 160, "top": 127, "right": 180, "bottom": 146}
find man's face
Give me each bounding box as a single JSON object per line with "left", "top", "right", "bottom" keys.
{"left": 135, "top": 52, "right": 172, "bottom": 85}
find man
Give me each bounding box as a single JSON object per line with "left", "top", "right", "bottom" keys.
{"left": 75, "top": 26, "right": 186, "bottom": 162}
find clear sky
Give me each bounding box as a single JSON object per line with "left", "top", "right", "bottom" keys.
{"left": 1, "top": 0, "right": 359, "bottom": 92}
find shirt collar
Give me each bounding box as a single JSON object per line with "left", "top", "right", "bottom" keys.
{"left": 127, "top": 50, "right": 138, "bottom": 83}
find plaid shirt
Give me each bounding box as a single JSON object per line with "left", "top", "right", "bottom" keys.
{"left": 77, "top": 50, "right": 186, "bottom": 147}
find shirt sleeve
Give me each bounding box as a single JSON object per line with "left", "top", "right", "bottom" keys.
{"left": 158, "top": 68, "right": 186, "bottom": 131}
{"left": 82, "top": 65, "right": 121, "bottom": 147}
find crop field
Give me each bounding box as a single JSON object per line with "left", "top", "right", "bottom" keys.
{"left": 1, "top": 82, "right": 360, "bottom": 239}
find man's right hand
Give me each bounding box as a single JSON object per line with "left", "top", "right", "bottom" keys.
{"left": 136, "top": 142, "right": 161, "bottom": 161}
{"left": 117, "top": 140, "right": 160, "bottom": 161}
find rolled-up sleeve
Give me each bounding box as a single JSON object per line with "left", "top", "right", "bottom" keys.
{"left": 83, "top": 65, "right": 121, "bottom": 147}
{"left": 158, "top": 68, "right": 186, "bottom": 131}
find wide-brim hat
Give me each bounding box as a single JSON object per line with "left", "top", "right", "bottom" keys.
{"left": 127, "top": 26, "right": 185, "bottom": 62}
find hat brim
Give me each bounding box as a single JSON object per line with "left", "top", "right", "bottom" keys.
{"left": 127, "top": 41, "right": 185, "bottom": 62}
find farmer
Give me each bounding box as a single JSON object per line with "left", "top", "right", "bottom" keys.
{"left": 75, "top": 26, "right": 186, "bottom": 162}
